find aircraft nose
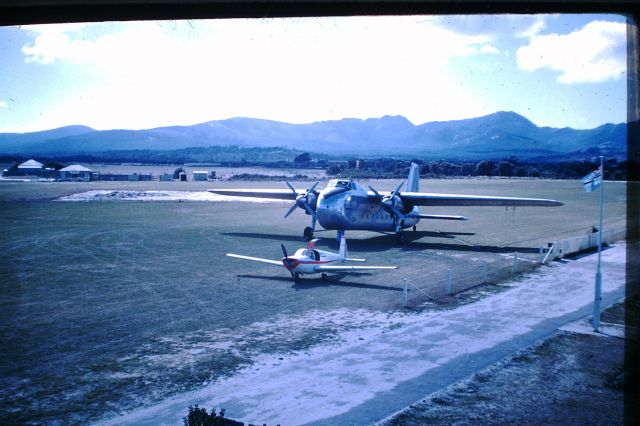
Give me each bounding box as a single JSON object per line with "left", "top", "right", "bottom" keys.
{"left": 321, "top": 187, "right": 348, "bottom": 199}
{"left": 282, "top": 258, "right": 296, "bottom": 270}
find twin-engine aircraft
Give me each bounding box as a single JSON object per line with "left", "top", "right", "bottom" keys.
{"left": 226, "top": 237, "right": 397, "bottom": 281}
{"left": 210, "top": 163, "right": 563, "bottom": 243}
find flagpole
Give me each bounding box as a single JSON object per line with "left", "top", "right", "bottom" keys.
{"left": 593, "top": 156, "right": 604, "bottom": 332}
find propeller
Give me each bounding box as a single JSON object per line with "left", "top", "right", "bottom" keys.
{"left": 370, "top": 181, "right": 407, "bottom": 232}
{"left": 284, "top": 181, "right": 319, "bottom": 218}
{"left": 281, "top": 243, "right": 295, "bottom": 278}
{"left": 284, "top": 182, "right": 320, "bottom": 239}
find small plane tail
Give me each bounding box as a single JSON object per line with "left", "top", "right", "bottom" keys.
{"left": 339, "top": 236, "right": 366, "bottom": 262}
{"left": 406, "top": 162, "right": 420, "bottom": 192}
{"left": 339, "top": 235, "right": 348, "bottom": 259}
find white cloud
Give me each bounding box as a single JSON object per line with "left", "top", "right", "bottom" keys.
{"left": 480, "top": 44, "right": 499, "bottom": 54}
{"left": 0, "top": 100, "right": 7, "bottom": 108}
{"left": 21, "top": 23, "right": 96, "bottom": 64}
{"left": 517, "top": 16, "right": 547, "bottom": 39}
{"left": 516, "top": 20, "right": 626, "bottom": 83}
{"left": 18, "top": 17, "right": 497, "bottom": 129}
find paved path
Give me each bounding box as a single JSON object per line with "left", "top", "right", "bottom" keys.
{"left": 99, "top": 244, "right": 627, "bottom": 426}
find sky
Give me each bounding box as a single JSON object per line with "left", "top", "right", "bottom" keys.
{"left": 0, "top": 14, "right": 629, "bottom": 133}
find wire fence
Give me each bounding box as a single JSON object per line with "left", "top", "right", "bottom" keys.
{"left": 401, "top": 226, "right": 626, "bottom": 308}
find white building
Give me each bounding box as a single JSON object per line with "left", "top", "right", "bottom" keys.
{"left": 192, "top": 171, "right": 209, "bottom": 181}
{"left": 59, "top": 165, "right": 93, "bottom": 182}
{"left": 17, "top": 159, "right": 44, "bottom": 170}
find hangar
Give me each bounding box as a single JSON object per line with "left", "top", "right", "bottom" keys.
{"left": 59, "top": 165, "right": 94, "bottom": 182}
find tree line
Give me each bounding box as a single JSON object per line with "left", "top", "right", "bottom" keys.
{"left": 324, "top": 158, "right": 635, "bottom": 181}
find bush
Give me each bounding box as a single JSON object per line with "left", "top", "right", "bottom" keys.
{"left": 183, "top": 404, "right": 226, "bottom": 426}
{"left": 173, "top": 167, "right": 185, "bottom": 179}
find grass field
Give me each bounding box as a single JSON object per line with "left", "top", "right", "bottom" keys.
{"left": 0, "top": 178, "right": 629, "bottom": 424}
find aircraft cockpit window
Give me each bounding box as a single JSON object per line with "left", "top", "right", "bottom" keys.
{"left": 327, "top": 180, "right": 351, "bottom": 189}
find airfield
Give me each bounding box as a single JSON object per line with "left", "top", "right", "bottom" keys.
{"left": 0, "top": 176, "right": 630, "bottom": 424}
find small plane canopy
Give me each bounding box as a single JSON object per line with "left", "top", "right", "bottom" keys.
{"left": 302, "top": 249, "right": 320, "bottom": 260}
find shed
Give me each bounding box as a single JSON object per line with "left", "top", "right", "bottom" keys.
{"left": 59, "top": 165, "right": 93, "bottom": 182}
{"left": 192, "top": 171, "right": 208, "bottom": 181}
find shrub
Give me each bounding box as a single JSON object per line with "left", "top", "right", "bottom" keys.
{"left": 183, "top": 404, "right": 226, "bottom": 426}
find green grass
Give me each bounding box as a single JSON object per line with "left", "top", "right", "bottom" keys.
{"left": 0, "top": 178, "right": 630, "bottom": 424}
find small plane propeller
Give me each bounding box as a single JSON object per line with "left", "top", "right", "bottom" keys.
{"left": 280, "top": 243, "right": 295, "bottom": 278}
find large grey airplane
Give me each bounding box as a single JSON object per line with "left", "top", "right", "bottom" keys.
{"left": 209, "top": 163, "right": 563, "bottom": 243}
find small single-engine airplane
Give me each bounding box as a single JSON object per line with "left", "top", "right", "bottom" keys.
{"left": 210, "top": 163, "right": 563, "bottom": 243}
{"left": 226, "top": 237, "right": 397, "bottom": 282}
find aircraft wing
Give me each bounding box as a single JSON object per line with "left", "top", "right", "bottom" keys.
{"left": 415, "top": 214, "right": 468, "bottom": 220}
{"left": 209, "top": 189, "right": 302, "bottom": 200}
{"left": 226, "top": 253, "right": 283, "bottom": 266}
{"left": 397, "top": 192, "right": 563, "bottom": 207}
{"left": 313, "top": 265, "right": 398, "bottom": 272}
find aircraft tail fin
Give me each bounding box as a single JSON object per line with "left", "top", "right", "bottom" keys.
{"left": 339, "top": 236, "right": 366, "bottom": 262}
{"left": 339, "top": 235, "right": 347, "bottom": 259}
{"left": 406, "top": 162, "right": 420, "bottom": 192}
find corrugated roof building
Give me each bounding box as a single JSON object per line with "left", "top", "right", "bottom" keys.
{"left": 18, "top": 159, "right": 44, "bottom": 169}
{"left": 59, "top": 165, "right": 93, "bottom": 182}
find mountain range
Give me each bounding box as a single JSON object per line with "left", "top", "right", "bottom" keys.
{"left": 0, "top": 111, "right": 626, "bottom": 161}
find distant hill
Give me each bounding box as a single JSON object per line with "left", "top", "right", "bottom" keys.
{"left": 0, "top": 112, "right": 626, "bottom": 161}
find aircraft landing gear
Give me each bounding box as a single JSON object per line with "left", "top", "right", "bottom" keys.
{"left": 395, "top": 231, "right": 405, "bottom": 245}
{"left": 303, "top": 226, "right": 314, "bottom": 241}
{"left": 321, "top": 273, "right": 328, "bottom": 280}
{"left": 293, "top": 273, "right": 301, "bottom": 282}
{"left": 413, "top": 225, "right": 417, "bottom": 232}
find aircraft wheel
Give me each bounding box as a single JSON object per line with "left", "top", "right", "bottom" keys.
{"left": 321, "top": 273, "right": 328, "bottom": 280}
{"left": 294, "top": 273, "right": 301, "bottom": 282}
{"left": 395, "top": 232, "right": 405, "bottom": 245}
{"left": 303, "top": 227, "right": 314, "bottom": 241}
{"left": 413, "top": 225, "right": 417, "bottom": 232}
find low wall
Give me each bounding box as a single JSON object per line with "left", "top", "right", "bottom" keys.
{"left": 550, "top": 227, "right": 625, "bottom": 259}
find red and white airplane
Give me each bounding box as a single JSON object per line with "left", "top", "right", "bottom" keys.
{"left": 226, "top": 237, "right": 397, "bottom": 281}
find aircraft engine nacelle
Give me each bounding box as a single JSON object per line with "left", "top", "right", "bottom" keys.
{"left": 296, "top": 192, "right": 318, "bottom": 215}
{"left": 380, "top": 194, "right": 404, "bottom": 215}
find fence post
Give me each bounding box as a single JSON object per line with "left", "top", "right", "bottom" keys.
{"left": 483, "top": 261, "right": 488, "bottom": 283}
{"left": 447, "top": 269, "right": 452, "bottom": 295}
{"left": 539, "top": 247, "right": 543, "bottom": 264}
{"left": 403, "top": 278, "right": 408, "bottom": 307}
{"left": 514, "top": 252, "right": 519, "bottom": 273}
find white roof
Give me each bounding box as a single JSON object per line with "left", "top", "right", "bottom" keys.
{"left": 60, "top": 165, "right": 93, "bottom": 172}
{"left": 18, "top": 159, "right": 44, "bottom": 169}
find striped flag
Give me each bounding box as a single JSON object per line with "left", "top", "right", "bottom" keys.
{"left": 581, "top": 167, "right": 603, "bottom": 192}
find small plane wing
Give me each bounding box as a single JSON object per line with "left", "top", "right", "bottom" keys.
{"left": 209, "top": 189, "right": 302, "bottom": 200}
{"left": 226, "top": 253, "right": 283, "bottom": 266}
{"left": 396, "top": 192, "right": 564, "bottom": 207}
{"left": 313, "top": 265, "right": 398, "bottom": 272}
